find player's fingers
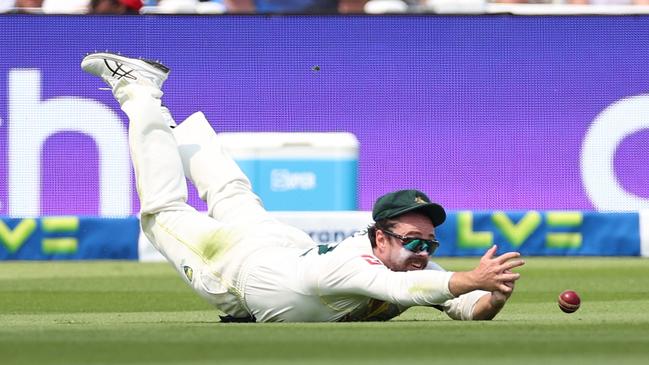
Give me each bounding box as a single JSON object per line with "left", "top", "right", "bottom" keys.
{"left": 500, "top": 279, "right": 515, "bottom": 288}
{"left": 499, "top": 272, "right": 521, "bottom": 282}
{"left": 497, "top": 283, "right": 514, "bottom": 294}
{"left": 502, "top": 259, "right": 525, "bottom": 271}
{"left": 495, "top": 251, "right": 521, "bottom": 264}
{"left": 481, "top": 245, "right": 498, "bottom": 261}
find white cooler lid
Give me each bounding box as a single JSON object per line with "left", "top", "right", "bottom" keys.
{"left": 218, "top": 132, "right": 359, "bottom": 159}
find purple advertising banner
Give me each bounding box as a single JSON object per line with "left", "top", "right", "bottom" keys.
{"left": 1, "top": 15, "right": 649, "bottom": 216}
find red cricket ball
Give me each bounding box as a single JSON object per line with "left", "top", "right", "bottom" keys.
{"left": 558, "top": 290, "right": 581, "bottom": 313}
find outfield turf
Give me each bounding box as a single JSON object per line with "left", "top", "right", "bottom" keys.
{"left": 1, "top": 258, "right": 648, "bottom": 365}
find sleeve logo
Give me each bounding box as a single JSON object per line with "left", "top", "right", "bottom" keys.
{"left": 361, "top": 254, "right": 382, "bottom": 265}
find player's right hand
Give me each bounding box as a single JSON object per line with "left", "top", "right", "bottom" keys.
{"left": 473, "top": 245, "right": 524, "bottom": 293}
{"left": 448, "top": 245, "right": 525, "bottom": 296}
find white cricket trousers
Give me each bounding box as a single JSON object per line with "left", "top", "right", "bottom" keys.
{"left": 120, "top": 84, "right": 314, "bottom": 319}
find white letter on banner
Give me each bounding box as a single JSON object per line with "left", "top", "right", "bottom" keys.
{"left": 581, "top": 95, "right": 649, "bottom": 211}
{"left": 8, "top": 69, "right": 131, "bottom": 216}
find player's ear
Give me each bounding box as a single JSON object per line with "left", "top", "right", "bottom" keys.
{"left": 375, "top": 229, "right": 389, "bottom": 250}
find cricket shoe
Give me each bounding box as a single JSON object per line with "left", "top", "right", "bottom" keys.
{"left": 81, "top": 52, "right": 170, "bottom": 90}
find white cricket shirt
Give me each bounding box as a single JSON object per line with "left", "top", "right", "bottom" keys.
{"left": 240, "top": 233, "right": 485, "bottom": 322}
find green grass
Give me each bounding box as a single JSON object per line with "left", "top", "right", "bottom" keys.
{"left": 1, "top": 258, "right": 649, "bottom": 365}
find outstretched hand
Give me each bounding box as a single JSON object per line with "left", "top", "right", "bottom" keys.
{"left": 472, "top": 245, "right": 524, "bottom": 293}
{"left": 448, "top": 245, "right": 525, "bottom": 297}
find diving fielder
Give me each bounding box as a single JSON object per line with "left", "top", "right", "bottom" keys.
{"left": 81, "top": 52, "right": 524, "bottom": 322}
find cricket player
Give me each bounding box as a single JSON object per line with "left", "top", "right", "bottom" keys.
{"left": 81, "top": 52, "right": 524, "bottom": 322}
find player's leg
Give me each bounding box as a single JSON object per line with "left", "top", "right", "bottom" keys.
{"left": 172, "top": 113, "right": 316, "bottom": 249}
{"left": 172, "top": 112, "right": 273, "bottom": 227}
{"left": 80, "top": 52, "right": 192, "bottom": 217}
{"left": 80, "top": 53, "right": 248, "bottom": 314}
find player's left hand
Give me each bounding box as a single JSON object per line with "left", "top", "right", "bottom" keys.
{"left": 490, "top": 268, "right": 516, "bottom": 307}
{"left": 490, "top": 280, "right": 514, "bottom": 307}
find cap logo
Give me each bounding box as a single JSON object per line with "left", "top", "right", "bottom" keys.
{"left": 414, "top": 196, "right": 427, "bottom": 204}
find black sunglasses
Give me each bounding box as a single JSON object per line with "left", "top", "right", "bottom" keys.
{"left": 380, "top": 228, "right": 440, "bottom": 255}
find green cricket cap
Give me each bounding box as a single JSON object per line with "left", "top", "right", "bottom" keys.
{"left": 372, "top": 189, "right": 446, "bottom": 227}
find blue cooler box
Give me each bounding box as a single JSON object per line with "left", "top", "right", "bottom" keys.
{"left": 220, "top": 133, "right": 358, "bottom": 211}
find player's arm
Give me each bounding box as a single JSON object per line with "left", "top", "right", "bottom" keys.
{"left": 316, "top": 254, "right": 456, "bottom": 306}
{"left": 439, "top": 247, "right": 521, "bottom": 320}
{"left": 424, "top": 262, "right": 490, "bottom": 320}
{"left": 436, "top": 287, "right": 513, "bottom": 320}
{"left": 470, "top": 278, "right": 515, "bottom": 320}
{"left": 316, "top": 245, "right": 523, "bottom": 308}
{"left": 441, "top": 246, "right": 522, "bottom": 320}
{"left": 425, "top": 260, "right": 504, "bottom": 320}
